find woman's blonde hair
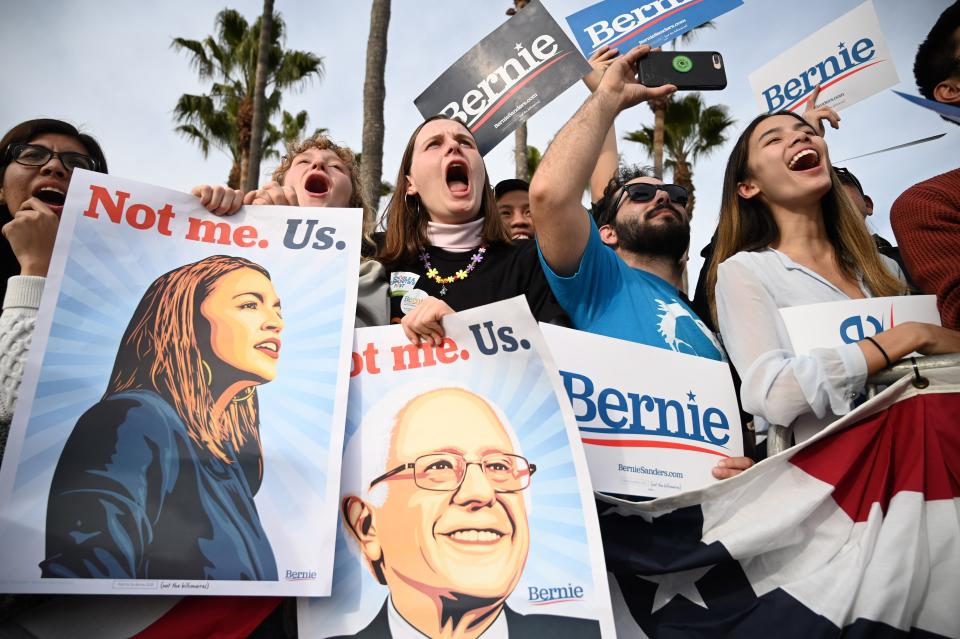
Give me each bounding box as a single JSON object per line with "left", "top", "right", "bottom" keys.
{"left": 705, "top": 111, "right": 905, "bottom": 326}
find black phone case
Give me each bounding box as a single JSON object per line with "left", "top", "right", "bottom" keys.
{"left": 637, "top": 52, "right": 727, "bottom": 90}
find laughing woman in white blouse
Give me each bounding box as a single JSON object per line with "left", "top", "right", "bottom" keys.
{"left": 704, "top": 111, "right": 960, "bottom": 444}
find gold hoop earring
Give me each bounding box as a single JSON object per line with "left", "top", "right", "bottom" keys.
{"left": 200, "top": 360, "right": 212, "bottom": 386}
{"left": 232, "top": 387, "right": 256, "bottom": 403}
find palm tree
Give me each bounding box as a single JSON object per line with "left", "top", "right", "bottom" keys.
{"left": 624, "top": 93, "right": 734, "bottom": 217}
{"left": 356, "top": 153, "right": 395, "bottom": 197}
{"left": 246, "top": 0, "right": 274, "bottom": 192}
{"left": 506, "top": 0, "right": 531, "bottom": 180}
{"left": 172, "top": 8, "right": 323, "bottom": 189}
{"left": 361, "top": 0, "right": 391, "bottom": 213}
{"left": 648, "top": 22, "right": 715, "bottom": 178}
{"left": 526, "top": 145, "right": 542, "bottom": 178}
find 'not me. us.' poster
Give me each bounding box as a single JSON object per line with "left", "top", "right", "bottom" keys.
{"left": 0, "top": 170, "right": 361, "bottom": 596}
{"left": 299, "top": 297, "right": 616, "bottom": 638}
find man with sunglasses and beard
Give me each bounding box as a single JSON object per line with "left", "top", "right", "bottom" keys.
{"left": 530, "top": 45, "right": 723, "bottom": 363}
{"left": 530, "top": 45, "right": 752, "bottom": 481}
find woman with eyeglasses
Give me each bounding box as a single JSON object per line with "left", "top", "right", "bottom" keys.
{"left": 0, "top": 119, "right": 107, "bottom": 458}
{"left": 704, "top": 111, "right": 960, "bottom": 444}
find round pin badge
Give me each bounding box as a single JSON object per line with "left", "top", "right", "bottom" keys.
{"left": 672, "top": 55, "right": 693, "bottom": 73}
{"left": 400, "top": 289, "right": 429, "bottom": 315}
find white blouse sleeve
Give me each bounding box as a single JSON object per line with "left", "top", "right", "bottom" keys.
{"left": 715, "top": 259, "right": 868, "bottom": 430}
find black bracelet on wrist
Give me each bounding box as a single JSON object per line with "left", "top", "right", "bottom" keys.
{"left": 864, "top": 336, "right": 892, "bottom": 368}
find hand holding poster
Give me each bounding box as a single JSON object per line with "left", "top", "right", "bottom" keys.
{"left": 565, "top": 0, "right": 743, "bottom": 58}
{"left": 748, "top": 0, "right": 898, "bottom": 114}
{"left": 414, "top": 0, "right": 591, "bottom": 155}
{"left": 541, "top": 324, "right": 743, "bottom": 498}
{"left": 0, "top": 170, "right": 361, "bottom": 596}
{"left": 779, "top": 295, "right": 941, "bottom": 356}
{"left": 298, "top": 297, "right": 615, "bottom": 638}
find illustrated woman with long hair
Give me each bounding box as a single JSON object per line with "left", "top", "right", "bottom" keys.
{"left": 705, "top": 111, "right": 960, "bottom": 444}
{"left": 42, "top": 255, "right": 283, "bottom": 580}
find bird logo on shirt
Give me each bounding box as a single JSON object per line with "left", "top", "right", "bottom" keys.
{"left": 654, "top": 299, "right": 724, "bottom": 357}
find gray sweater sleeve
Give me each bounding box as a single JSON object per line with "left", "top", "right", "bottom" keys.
{"left": 0, "top": 276, "right": 44, "bottom": 459}
{"left": 355, "top": 260, "right": 390, "bottom": 328}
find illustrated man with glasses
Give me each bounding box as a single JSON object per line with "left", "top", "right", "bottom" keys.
{"left": 338, "top": 387, "right": 601, "bottom": 639}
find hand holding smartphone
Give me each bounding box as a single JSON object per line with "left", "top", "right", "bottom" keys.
{"left": 637, "top": 51, "right": 727, "bottom": 91}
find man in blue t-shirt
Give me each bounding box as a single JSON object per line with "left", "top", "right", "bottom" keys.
{"left": 529, "top": 47, "right": 721, "bottom": 361}
{"left": 529, "top": 45, "right": 750, "bottom": 477}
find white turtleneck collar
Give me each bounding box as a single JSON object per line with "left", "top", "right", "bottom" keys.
{"left": 426, "top": 217, "right": 484, "bottom": 252}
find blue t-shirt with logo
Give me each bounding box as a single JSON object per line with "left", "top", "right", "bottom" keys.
{"left": 537, "top": 221, "right": 725, "bottom": 361}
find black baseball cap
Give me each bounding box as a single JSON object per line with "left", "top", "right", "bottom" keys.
{"left": 494, "top": 178, "right": 529, "bottom": 199}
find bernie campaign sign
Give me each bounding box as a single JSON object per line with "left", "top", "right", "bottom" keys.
{"left": 779, "top": 295, "right": 941, "bottom": 357}
{"left": 299, "top": 297, "right": 616, "bottom": 638}
{"left": 541, "top": 324, "right": 743, "bottom": 498}
{"left": 565, "top": 0, "right": 742, "bottom": 58}
{"left": 748, "top": 0, "right": 898, "bottom": 114}
{"left": 414, "top": 0, "right": 590, "bottom": 155}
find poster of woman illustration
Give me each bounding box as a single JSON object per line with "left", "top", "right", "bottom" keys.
{"left": 298, "top": 297, "right": 616, "bottom": 638}
{"left": 0, "top": 170, "right": 361, "bottom": 596}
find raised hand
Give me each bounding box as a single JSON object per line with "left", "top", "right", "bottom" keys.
{"left": 597, "top": 45, "right": 677, "bottom": 114}
{"left": 2, "top": 197, "right": 59, "bottom": 276}
{"left": 400, "top": 296, "right": 455, "bottom": 346}
{"left": 191, "top": 184, "right": 245, "bottom": 216}
{"left": 802, "top": 85, "right": 840, "bottom": 137}
{"left": 583, "top": 45, "right": 620, "bottom": 93}
{"left": 243, "top": 182, "right": 299, "bottom": 207}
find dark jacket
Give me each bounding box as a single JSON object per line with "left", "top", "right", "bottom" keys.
{"left": 41, "top": 389, "right": 277, "bottom": 580}
{"left": 333, "top": 600, "right": 602, "bottom": 638}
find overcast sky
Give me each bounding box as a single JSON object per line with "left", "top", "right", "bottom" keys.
{"left": 2, "top": 0, "right": 955, "bottom": 287}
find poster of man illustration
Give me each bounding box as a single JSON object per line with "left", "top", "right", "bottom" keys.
{"left": 0, "top": 170, "right": 361, "bottom": 596}
{"left": 299, "top": 297, "right": 616, "bottom": 638}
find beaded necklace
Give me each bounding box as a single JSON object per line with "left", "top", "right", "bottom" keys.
{"left": 418, "top": 245, "right": 487, "bottom": 296}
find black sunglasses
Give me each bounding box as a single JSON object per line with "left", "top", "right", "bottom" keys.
{"left": 7, "top": 143, "right": 99, "bottom": 172}
{"left": 614, "top": 182, "right": 689, "bottom": 213}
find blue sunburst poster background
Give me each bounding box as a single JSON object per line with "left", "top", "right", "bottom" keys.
{"left": 0, "top": 170, "right": 360, "bottom": 596}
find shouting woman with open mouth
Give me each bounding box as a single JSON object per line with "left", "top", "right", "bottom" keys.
{"left": 378, "top": 115, "right": 567, "bottom": 345}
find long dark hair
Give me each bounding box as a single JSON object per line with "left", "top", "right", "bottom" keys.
{"left": 377, "top": 115, "right": 510, "bottom": 267}
{"left": 704, "top": 111, "right": 904, "bottom": 325}
{"left": 107, "top": 255, "right": 271, "bottom": 464}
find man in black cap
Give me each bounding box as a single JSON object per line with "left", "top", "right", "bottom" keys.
{"left": 494, "top": 178, "right": 535, "bottom": 240}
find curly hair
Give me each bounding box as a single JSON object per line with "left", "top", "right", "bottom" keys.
{"left": 272, "top": 133, "right": 375, "bottom": 246}
{"left": 591, "top": 165, "right": 657, "bottom": 229}
{"left": 914, "top": 2, "right": 960, "bottom": 101}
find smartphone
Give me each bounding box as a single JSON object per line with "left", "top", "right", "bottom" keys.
{"left": 637, "top": 51, "right": 727, "bottom": 91}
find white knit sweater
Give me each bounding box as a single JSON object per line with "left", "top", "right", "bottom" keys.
{"left": 0, "top": 276, "right": 44, "bottom": 459}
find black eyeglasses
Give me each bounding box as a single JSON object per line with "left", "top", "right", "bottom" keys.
{"left": 369, "top": 452, "right": 536, "bottom": 493}
{"left": 616, "top": 183, "right": 689, "bottom": 210}
{"left": 7, "top": 143, "right": 99, "bottom": 172}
